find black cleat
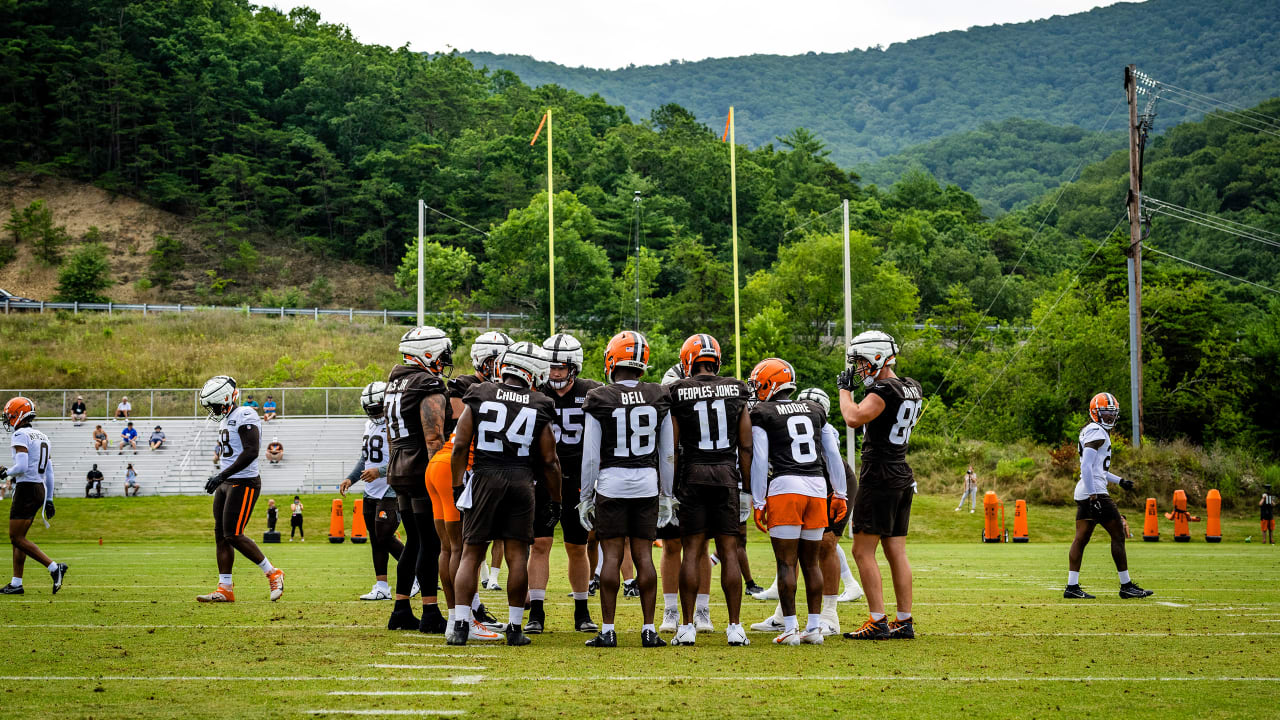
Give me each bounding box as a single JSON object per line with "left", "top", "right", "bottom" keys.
{"left": 641, "top": 628, "right": 666, "bottom": 647}
{"left": 588, "top": 573, "right": 600, "bottom": 597}
{"left": 525, "top": 618, "right": 544, "bottom": 634}
{"left": 1119, "top": 582, "right": 1154, "bottom": 599}
{"left": 575, "top": 616, "right": 599, "bottom": 633}
{"left": 744, "top": 580, "right": 767, "bottom": 596}
{"left": 1063, "top": 584, "right": 1095, "bottom": 599}
{"left": 387, "top": 608, "right": 420, "bottom": 631}
{"left": 473, "top": 603, "right": 503, "bottom": 630}
{"left": 843, "top": 616, "right": 890, "bottom": 640}
{"left": 622, "top": 580, "right": 640, "bottom": 598}
{"left": 447, "top": 620, "right": 469, "bottom": 646}
{"left": 418, "top": 612, "right": 448, "bottom": 634}
{"left": 505, "top": 624, "right": 532, "bottom": 646}
{"left": 887, "top": 617, "right": 915, "bottom": 639}
{"left": 50, "top": 563, "right": 67, "bottom": 595}
{"left": 0, "top": 583, "right": 23, "bottom": 595}
{"left": 585, "top": 630, "right": 617, "bottom": 647}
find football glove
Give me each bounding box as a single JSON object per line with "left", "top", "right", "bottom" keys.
{"left": 836, "top": 367, "right": 858, "bottom": 392}
{"left": 657, "top": 495, "right": 676, "bottom": 528}
{"left": 577, "top": 499, "right": 596, "bottom": 533}
{"left": 829, "top": 496, "right": 848, "bottom": 524}
{"left": 545, "top": 501, "right": 562, "bottom": 533}
{"left": 753, "top": 507, "right": 768, "bottom": 534}
{"left": 43, "top": 500, "right": 54, "bottom": 520}
{"left": 1118, "top": 477, "right": 1135, "bottom": 492}
{"left": 739, "top": 492, "right": 752, "bottom": 524}
{"left": 204, "top": 475, "right": 222, "bottom": 494}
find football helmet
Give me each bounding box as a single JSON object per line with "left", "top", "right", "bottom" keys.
{"left": 361, "top": 381, "right": 387, "bottom": 418}
{"left": 199, "top": 376, "right": 240, "bottom": 420}
{"left": 679, "top": 333, "right": 722, "bottom": 376}
{"left": 542, "top": 333, "right": 584, "bottom": 389}
{"left": 748, "top": 358, "right": 797, "bottom": 402}
{"left": 604, "top": 330, "right": 649, "bottom": 382}
{"left": 400, "top": 326, "right": 454, "bottom": 376}
{"left": 661, "top": 364, "right": 685, "bottom": 386}
{"left": 470, "top": 331, "right": 513, "bottom": 381}
{"left": 846, "top": 330, "right": 898, "bottom": 388}
{"left": 797, "top": 387, "right": 831, "bottom": 415}
{"left": 2, "top": 397, "right": 36, "bottom": 432}
{"left": 499, "top": 342, "right": 551, "bottom": 388}
{"left": 1088, "top": 392, "right": 1120, "bottom": 430}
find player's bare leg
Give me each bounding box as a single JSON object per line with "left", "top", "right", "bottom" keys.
{"left": 434, "top": 518, "right": 456, "bottom": 610}
{"left": 503, "top": 539, "right": 532, "bottom": 644}
{"left": 486, "top": 539, "right": 504, "bottom": 590}
{"left": 10, "top": 517, "right": 52, "bottom": 578}
{"left": 881, "top": 536, "right": 912, "bottom": 615}
{"left": 527, "top": 536, "right": 552, "bottom": 630}
{"left": 771, "top": 537, "right": 800, "bottom": 619}
{"left": 844, "top": 531, "right": 891, "bottom": 639}
{"left": 629, "top": 535, "right": 659, "bottom": 628}
{"left": 661, "top": 537, "right": 683, "bottom": 630}
{"left": 712, "top": 533, "right": 743, "bottom": 626}
{"left": 596, "top": 536, "right": 625, "bottom": 627}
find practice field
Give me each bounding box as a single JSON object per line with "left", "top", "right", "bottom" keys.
{"left": 2, "top": 495, "right": 1277, "bottom": 718}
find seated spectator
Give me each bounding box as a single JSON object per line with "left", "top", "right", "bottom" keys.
{"left": 124, "top": 464, "right": 140, "bottom": 497}
{"left": 243, "top": 395, "right": 259, "bottom": 409}
{"left": 71, "top": 395, "right": 87, "bottom": 426}
{"left": 115, "top": 396, "right": 131, "bottom": 419}
{"left": 266, "top": 437, "right": 284, "bottom": 464}
{"left": 93, "top": 425, "right": 109, "bottom": 453}
{"left": 149, "top": 425, "right": 166, "bottom": 450}
{"left": 86, "top": 464, "right": 104, "bottom": 498}
{"left": 119, "top": 421, "right": 138, "bottom": 454}
{"left": 263, "top": 395, "right": 278, "bottom": 422}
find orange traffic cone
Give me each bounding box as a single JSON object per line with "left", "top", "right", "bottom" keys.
{"left": 351, "top": 498, "right": 368, "bottom": 544}
{"left": 1012, "top": 499, "right": 1029, "bottom": 542}
{"left": 328, "top": 498, "right": 346, "bottom": 544}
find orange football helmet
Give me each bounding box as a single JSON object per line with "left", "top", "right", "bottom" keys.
{"left": 3, "top": 396, "right": 35, "bottom": 432}
{"left": 747, "top": 358, "right": 796, "bottom": 402}
{"left": 1088, "top": 392, "right": 1120, "bottom": 430}
{"left": 679, "top": 333, "right": 722, "bottom": 376}
{"left": 604, "top": 330, "right": 650, "bottom": 382}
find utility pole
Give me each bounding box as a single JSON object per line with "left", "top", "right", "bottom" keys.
{"left": 1125, "top": 64, "right": 1145, "bottom": 447}
{"left": 633, "top": 190, "right": 642, "bottom": 332}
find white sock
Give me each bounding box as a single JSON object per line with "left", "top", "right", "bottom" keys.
{"left": 663, "top": 593, "right": 678, "bottom": 612}
{"left": 481, "top": 561, "right": 489, "bottom": 579}
{"left": 448, "top": 608, "right": 455, "bottom": 623}
{"left": 529, "top": 589, "right": 546, "bottom": 602}
{"left": 454, "top": 605, "right": 472, "bottom": 623}
{"left": 822, "top": 595, "right": 837, "bottom": 613}
{"left": 471, "top": 594, "right": 482, "bottom": 611}
{"left": 47, "top": 561, "right": 58, "bottom": 573}
{"left": 806, "top": 613, "right": 822, "bottom": 631}
{"left": 602, "top": 623, "right": 615, "bottom": 633}
{"left": 10, "top": 577, "right": 21, "bottom": 587}
{"left": 1118, "top": 570, "right": 1131, "bottom": 584}
{"left": 870, "top": 611, "right": 886, "bottom": 621}
{"left": 837, "top": 550, "right": 855, "bottom": 582}
{"left": 1068, "top": 571, "right": 1080, "bottom": 586}
{"left": 219, "top": 574, "right": 233, "bottom": 587}
{"left": 508, "top": 606, "right": 524, "bottom": 626}
{"left": 696, "top": 593, "right": 710, "bottom": 612}
{"left": 765, "top": 577, "right": 778, "bottom": 592}
{"left": 897, "top": 611, "right": 911, "bottom": 621}
{"left": 257, "top": 558, "right": 275, "bottom": 575}
{"left": 709, "top": 553, "right": 720, "bottom": 566}
{"left": 642, "top": 623, "right": 655, "bottom": 634}
{"left": 594, "top": 554, "right": 604, "bottom": 575}
{"left": 488, "top": 567, "right": 500, "bottom": 584}
{"left": 770, "top": 602, "right": 783, "bottom": 620}
{"left": 572, "top": 591, "right": 588, "bottom": 601}
{"left": 376, "top": 580, "right": 390, "bottom": 592}
{"left": 783, "top": 615, "right": 798, "bottom": 632}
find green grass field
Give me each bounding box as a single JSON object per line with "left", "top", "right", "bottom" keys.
{"left": 2, "top": 494, "right": 1277, "bottom": 719}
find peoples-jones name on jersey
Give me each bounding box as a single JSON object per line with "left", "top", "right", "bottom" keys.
{"left": 675, "top": 384, "right": 741, "bottom": 401}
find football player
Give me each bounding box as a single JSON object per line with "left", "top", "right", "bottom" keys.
{"left": 748, "top": 359, "right": 846, "bottom": 645}
{"left": 1065, "top": 393, "right": 1153, "bottom": 600}
{"left": 666, "top": 335, "right": 753, "bottom": 646}
{"left": 0, "top": 397, "right": 67, "bottom": 596}
{"left": 450, "top": 342, "right": 561, "bottom": 646}
{"left": 579, "top": 331, "right": 675, "bottom": 648}
{"left": 431, "top": 331, "right": 511, "bottom": 638}
{"left": 531, "top": 333, "right": 601, "bottom": 633}
{"left": 383, "top": 327, "right": 450, "bottom": 632}
{"left": 196, "top": 376, "right": 284, "bottom": 603}
{"left": 838, "top": 331, "right": 920, "bottom": 639}
{"left": 339, "top": 382, "right": 403, "bottom": 601}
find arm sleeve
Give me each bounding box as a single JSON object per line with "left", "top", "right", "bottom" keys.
{"left": 44, "top": 458, "right": 54, "bottom": 500}
{"left": 1080, "top": 445, "right": 1103, "bottom": 494}
{"left": 1105, "top": 471, "right": 1123, "bottom": 484}
{"left": 658, "top": 415, "right": 675, "bottom": 497}
{"left": 8, "top": 451, "right": 28, "bottom": 481}
{"left": 579, "top": 415, "right": 602, "bottom": 504}
{"left": 750, "top": 427, "right": 769, "bottom": 509}
{"left": 346, "top": 456, "right": 366, "bottom": 484}
{"left": 820, "top": 424, "right": 847, "bottom": 497}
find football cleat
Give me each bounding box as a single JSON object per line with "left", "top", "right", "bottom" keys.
{"left": 837, "top": 579, "right": 864, "bottom": 602}
{"left": 1, "top": 583, "right": 24, "bottom": 595}
{"left": 360, "top": 584, "right": 391, "bottom": 601}
{"left": 473, "top": 603, "right": 503, "bottom": 630}
{"left": 659, "top": 607, "right": 679, "bottom": 633}
{"left": 888, "top": 617, "right": 915, "bottom": 639}
{"left": 387, "top": 608, "right": 419, "bottom": 631}
{"left": 488, "top": 579, "right": 503, "bottom": 592}
{"left": 419, "top": 611, "right": 448, "bottom": 634}
{"left": 726, "top": 623, "right": 751, "bottom": 646}
{"left": 505, "top": 624, "right": 532, "bottom": 646}
{"left": 799, "top": 628, "right": 825, "bottom": 645}
{"left": 843, "top": 616, "right": 890, "bottom": 640}
{"left": 1063, "top": 584, "right": 1095, "bottom": 599}
{"left": 819, "top": 608, "right": 841, "bottom": 636}
{"left": 525, "top": 618, "right": 544, "bottom": 634}
{"left": 694, "top": 606, "right": 714, "bottom": 632}
{"left": 51, "top": 563, "right": 68, "bottom": 595}
{"left": 585, "top": 630, "right": 617, "bottom": 648}
{"left": 751, "top": 605, "right": 784, "bottom": 632}
{"left": 671, "top": 623, "right": 697, "bottom": 646}
{"left": 752, "top": 580, "right": 779, "bottom": 601}
{"left": 447, "top": 620, "right": 469, "bottom": 646}
{"left": 1119, "top": 582, "right": 1154, "bottom": 599}
{"left": 641, "top": 628, "right": 667, "bottom": 647}
{"left": 773, "top": 628, "right": 801, "bottom": 646}
{"left": 588, "top": 573, "right": 600, "bottom": 596}
{"left": 410, "top": 578, "right": 420, "bottom": 597}
{"left": 575, "top": 617, "right": 599, "bottom": 633}
{"left": 622, "top": 580, "right": 640, "bottom": 598}
{"left": 266, "top": 569, "right": 284, "bottom": 602}
{"left": 468, "top": 618, "right": 503, "bottom": 641}
{"left": 744, "top": 580, "right": 767, "bottom": 596}
{"left": 196, "top": 585, "right": 234, "bottom": 603}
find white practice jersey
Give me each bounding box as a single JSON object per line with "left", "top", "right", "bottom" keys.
{"left": 11, "top": 427, "right": 54, "bottom": 497}
{"left": 218, "top": 406, "right": 261, "bottom": 480}
{"left": 1074, "top": 421, "right": 1116, "bottom": 501}
{"left": 362, "top": 418, "right": 391, "bottom": 499}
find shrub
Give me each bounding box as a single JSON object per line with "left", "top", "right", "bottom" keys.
{"left": 54, "top": 243, "right": 112, "bottom": 302}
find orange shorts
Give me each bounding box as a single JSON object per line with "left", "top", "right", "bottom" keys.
{"left": 425, "top": 440, "right": 461, "bottom": 523}
{"left": 766, "top": 493, "right": 828, "bottom": 530}
{"left": 1263, "top": 518, "right": 1275, "bottom": 532}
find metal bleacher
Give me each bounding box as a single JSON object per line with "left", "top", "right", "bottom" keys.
{"left": 43, "top": 415, "right": 366, "bottom": 497}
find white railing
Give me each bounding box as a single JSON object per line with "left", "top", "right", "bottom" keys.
{"left": 0, "top": 386, "right": 369, "bottom": 420}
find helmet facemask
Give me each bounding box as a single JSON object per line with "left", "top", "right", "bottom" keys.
{"left": 547, "top": 362, "right": 576, "bottom": 390}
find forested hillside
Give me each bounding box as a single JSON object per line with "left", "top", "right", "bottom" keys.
{"left": 465, "top": 0, "right": 1280, "bottom": 165}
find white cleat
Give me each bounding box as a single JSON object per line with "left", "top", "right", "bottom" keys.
{"left": 671, "top": 623, "right": 697, "bottom": 646}
{"left": 467, "top": 618, "right": 503, "bottom": 642}
{"left": 694, "top": 606, "right": 714, "bottom": 632}
{"left": 726, "top": 623, "right": 751, "bottom": 646}
{"left": 750, "top": 605, "right": 785, "bottom": 632}
{"left": 819, "top": 609, "right": 841, "bottom": 636}
{"left": 410, "top": 578, "right": 420, "bottom": 597}
{"left": 837, "top": 580, "right": 864, "bottom": 603}
{"left": 799, "top": 628, "right": 825, "bottom": 645}
{"left": 773, "top": 628, "right": 801, "bottom": 646}
{"left": 752, "top": 579, "right": 779, "bottom": 601}
{"left": 659, "top": 607, "right": 679, "bottom": 633}
{"left": 360, "top": 584, "right": 391, "bottom": 601}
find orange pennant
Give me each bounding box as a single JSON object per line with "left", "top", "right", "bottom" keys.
{"left": 722, "top": 108, "right": 732, "bottom": 142}
{"left": 530, "top": 112, "right": 548, "bottom": 146}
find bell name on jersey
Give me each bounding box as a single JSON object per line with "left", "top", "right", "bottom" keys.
{"left": 218, "top": 406, "right": 261, "bottom": 479}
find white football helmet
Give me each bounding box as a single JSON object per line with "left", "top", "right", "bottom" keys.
{"left": 661, "top": 363, "right": 686, "bottom": 386}
{"left": 846, "top": 330, "right": 898, "bottom": 388}
{"left": 542, "top": 333, "right": 584, "bottom": 389}
{"left": 400, "top": 326, "right": 453, "bottom": 376}
{"left": 361, "top": 381, "right": 387, "bottom": 418}
{"left": 199, "top": 375, "right": 240, "bottom": 420}
{"left": 470, "top": 331, "right": 513, "bottom": 381}
{"left": 499, "top": 342, "right": 550, "bottom": 388}
{"left": 797, "top": 387, "right": 831, "bottom": 415}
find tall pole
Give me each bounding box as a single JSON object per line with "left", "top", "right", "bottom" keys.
{"left": 842, "top": 198, "right": 855, "bottom": 468}
{"left": 417, "top": 198, "right": 424, "bottom": 326}
{"left": 547, "top": 109, "right": 555, "bottom": 336}
{"left": 1125, "top": 64, "right": 1144, "bottom": 448}
{"left": 729, "top": 107, "right": 742, "bottom": 379}
{"left": 633, "top": 190, "right": 642, "bottom": 332}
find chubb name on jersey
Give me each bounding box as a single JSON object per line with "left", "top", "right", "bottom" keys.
{"left": 675, "top": 384, "right": 742, "bottom": 401}
{"left": 496, "top": 388, "right": 530, "bottom": 404}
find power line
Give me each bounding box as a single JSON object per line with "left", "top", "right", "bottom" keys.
{"left": 1144, "top": 197, "right": 1280, "bottom": 250}
{"left": 781, "top": 204, "right": 842, "bottom": 242}
{"left": 1141, "top": 244, "right": 1280, "bottom": 296}
{"left": 422, "top": 203, "right": 490, "bottom": 237}
{"left": 1134, "top": 69, "right": 1280, "bottom": 136}
{"left": 1138, "top": 90, "right": 1280, "bottom": 140}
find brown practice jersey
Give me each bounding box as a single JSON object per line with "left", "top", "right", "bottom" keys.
{"left": 859, "top": 376, "right": 923, "bottom": 465}
{"left": 669, "top": 374, "right": 748, "bottom": 485}
{"left": 462, "top": 382, "right": 556, "bottom": 473}
{"left": 538, "top": 377, "right": 603, "bottom": 477}
{"left": 446, "top": 374, "right": 484, "bottom": 436}
{"left": 583, "top": 382, "right": 671, "bottom": 471}
{"left": 384, "top": 364, "right": 449, "bottom": 480}
{"left": 750, "top": 398, "right": 829, "bottom": 478}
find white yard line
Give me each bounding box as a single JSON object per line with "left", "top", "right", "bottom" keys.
{"left": 371, "top": 664, "right": 487, "bottom": 671}
{"left": 383, "top": 652, "right": 497, "bottom": 658}
{"left": 3, "top": 674, "right": 1277, "bottom": 684}
{"left": 0, "top": 675, "right": 465, "bottom": 682}
{"left": 326, "top": 691, "right": 471, "bottom": 696}
{"left": 303, "top": 711, "right": 463, "bottom": 716}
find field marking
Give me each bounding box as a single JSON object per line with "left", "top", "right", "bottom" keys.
{"left": 371, "top": 664, "right": 487, "bottom": 671}
{"left": 303, "top": 711, "right": 463, "bottom": 716}
{"left": 384, "top": 652, "right": 497, "bottom": 658}
{"left": 4, "top": 674, "right": 1278, "bottom": 684}
{"left": 394, "top": 643, "right": 494, "bottom": 649}
{"left": 450, "top": 676, "right": 484, "bottom": 685}
{"left": 327, "top": 691, "right": 471, "bottom": 696}
{"left": 0, "top": 675, "right": 467, "bottom": 682}
{"left": 1156, "top": 601, "right": 1189, "bottom": 607}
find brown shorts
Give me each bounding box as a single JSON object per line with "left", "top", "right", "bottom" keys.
{"left": 9, "top": 482, "right": 44, "bottom": 521}
{"left": 851, "top": 462, "right": 914, "bottom": 538}
{"left": 213, "top": 477, "right": 262, "bottom": 538}
{"left": 676, "top": 481, "right": 740, "bottom": 538}
{"left": 462, "top": 469, "right": 536, "bottom": 545}
{"left": 595, "top": 495, "right": 658, "bottom": 541}
{"left": 387, "top": 444, "right": 430, "bottom": 499}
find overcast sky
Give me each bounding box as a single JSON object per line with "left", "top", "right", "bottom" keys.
{"left": 269, "top": 1, "right": 1130, "bottom": 69}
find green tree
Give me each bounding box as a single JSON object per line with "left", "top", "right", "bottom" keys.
{"left": 394, "top": 239, "right": 476, "bottom": 308}
{"left": 55, "top": 243, "right": 113, "bottom": 303}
